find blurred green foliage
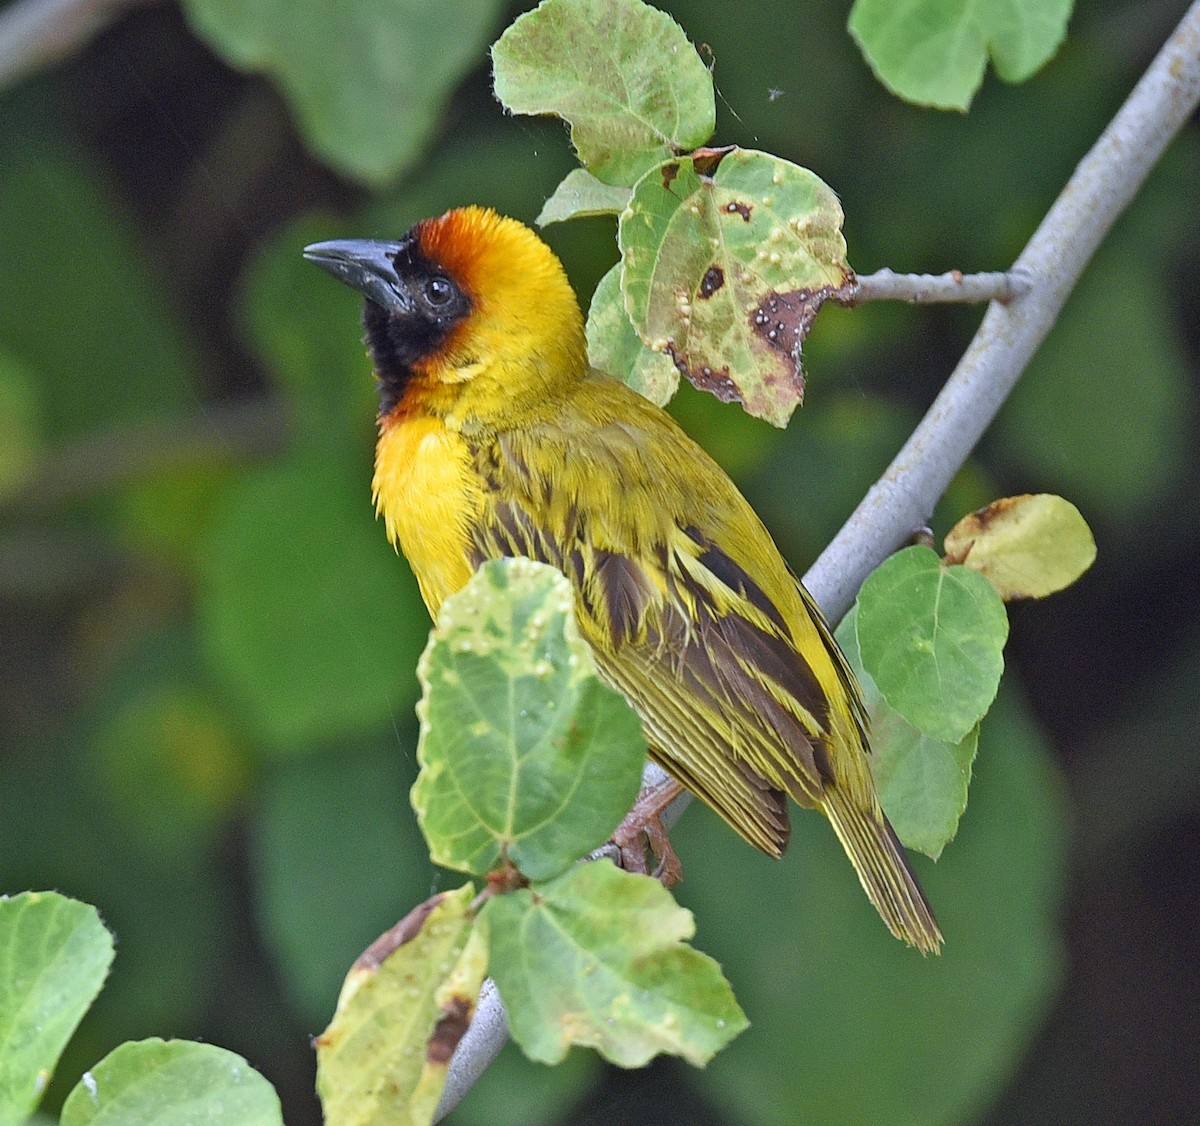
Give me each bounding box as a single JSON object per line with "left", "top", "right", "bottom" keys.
{"left": 0, "top": 1, "right": 1197, "bottom": 1124}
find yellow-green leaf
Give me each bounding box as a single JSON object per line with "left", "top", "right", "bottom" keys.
{"left": 61, "top": 1039, "right": 281, "bottom": 1125}
{"left": 0, "top": 894, "right": 113, "bottom": 1124}
{"left": 315, "top": 885, "right": 486, "bottom": 1126}
{"left": 944, "top": 494, "right": 1097, "bottom": 601}
{"left": 412, "top": 559, "right": 646, "bottom": 881}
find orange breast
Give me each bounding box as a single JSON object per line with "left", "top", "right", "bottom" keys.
{"left": 372, "top": 411, "right": 483, "bottom": 617}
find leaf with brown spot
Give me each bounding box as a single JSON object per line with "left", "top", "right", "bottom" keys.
{"left": 619, "top": 148, "right": 853, "bottom": 426}
{"left": 698, "top": 265, "right": 725, "bottom": 298}
{"left": 944, "top": 494, "right": 1097, "bottom": 601}
{"left": 315, "top": 884, "right": 487, "bottom": 1126}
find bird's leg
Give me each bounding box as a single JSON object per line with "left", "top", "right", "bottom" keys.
{"left": 611, "top": 776, "right": 685, "bottom": 886}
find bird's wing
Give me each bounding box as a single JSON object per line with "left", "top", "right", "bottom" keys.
{"left": 467, "top": 409, "right": 852, "bottom": 856}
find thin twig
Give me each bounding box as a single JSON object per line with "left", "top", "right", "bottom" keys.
{"left": 847, "top": 267, "right": 1031, "bottom": 305}
{"left": 433, "top": 3, "right": 1200, "bottom": 1116}
{"left": 0, "top": 0, "right": 156, "bottom": 91}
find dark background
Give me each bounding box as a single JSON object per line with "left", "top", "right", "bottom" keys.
{"left": 2, "top": 0, "right": 1198, "bottom": 1122}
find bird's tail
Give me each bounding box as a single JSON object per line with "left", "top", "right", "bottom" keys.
{"left": 821, "top": 784, "right": 943, "bottom": 955}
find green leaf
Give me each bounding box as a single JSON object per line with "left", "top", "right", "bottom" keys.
{"left": 60, "top": 1039, "right": 282, "bottom": 1125}
{"left": 412, "top": 559, "right": 646, "bottom": 881}
{"left": 493, "top": 0, "right": 715, "bottom": 186}
{"left": 316, "top": 885, "right": 486, "bottom": 1126}
{"left": 254, "top": 739, "right": 430, "bottom": 1029}
{"left": 538, "top": 169, "right": 633, "bottom": 226}
{"left": 0, "top": 893, "right": 113, "bottom": 1124}
{"left": 483, "top": 861, "right": 747, "bottom": 1066}
{"left": 183, "top": 0, "right": 505, "bottom": 185}
{"left": 837, "top": 608, "right": 978, "bottom": 859}
{"left": 848, "top": 0, "right": 1073, "bottom": 110}
{"left": 586, "top": 263, "right": 680, "bottom": 405}
{"left": 944, "top": 493, "right": 1096, "bottom": 601}
{"left": 198, "top": 449, "right": 427, "bottom": 749}
{"left": 856, "top": 546, "right": 1008, "bottom": 743}
{"left": 683, "top": 685, "right": 1067, "bottom": 1126}
{"left": 619, "top": 149, "right": 853, "bottom": 426}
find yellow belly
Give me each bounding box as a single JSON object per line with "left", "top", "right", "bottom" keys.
{"left": 372, "top": 413, "right": 482, "bottom": 617}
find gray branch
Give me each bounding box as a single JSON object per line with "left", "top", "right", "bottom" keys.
{"left": 434, "top": 3, "right": 1200, "bottom": 1117}
{"left": 806, "top": 2, "right": 1200, "bottom": 621}
{"left": 848, "top": 267, "right": 1031, "bottom": 305}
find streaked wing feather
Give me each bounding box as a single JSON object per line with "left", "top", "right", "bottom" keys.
{"left": 469, "top": 490, "right": 839, "bottom": 856}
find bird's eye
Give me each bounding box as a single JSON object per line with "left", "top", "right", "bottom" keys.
{"left": 424, "top": 276, "right": 453, "bottom": 307}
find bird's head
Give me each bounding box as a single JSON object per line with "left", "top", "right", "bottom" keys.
{"left": 304, "top": 206, "right": 587, "bottom": 425}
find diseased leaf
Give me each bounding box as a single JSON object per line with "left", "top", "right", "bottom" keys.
{"left": 0, "top": 894, "right": 113, "bottom": 1124}
{"left": 944, "top": 494, "right": 1096, "bottom": 601}
{"left": 315, "top": 885, "right": 486, "bottom": 1126}
{"left": 493, "top": 0, "right": 715, "bottom": 186}
{"left": 484, "top": 862, "right": 747, "bottom": 1067}
{"left": 61, "top": 1039, "right": 281, "bottom": 1125}
{"left": 412, "top": 559, "right": 646, "bottom": 881}
{"left": 183, "top": 0, "right": 505, "bottom": 184}
{"left": 587, "top": 263, "right": 680, "bottom": 405}
{"left": 848, "top": 0, "right": 1073, "bottom": 110}
{"left": 837, "top": 608, "right": 978, "bottom": 859}
{"left": 856, "top": 546, "right": 1008, "bottom": 744}
{"left": 619, "top": 148, "right": 853, "bottom": 426}
{"left": 538, "top": 169, "right": 633, "bottom": 226}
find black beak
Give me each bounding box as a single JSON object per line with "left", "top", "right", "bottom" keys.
{"left": 303, "top": 239, "right": 412, "bottom": 312}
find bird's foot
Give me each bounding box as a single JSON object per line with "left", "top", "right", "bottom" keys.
{"left": 611, "top": 776, "right": 685, "bottom": 886}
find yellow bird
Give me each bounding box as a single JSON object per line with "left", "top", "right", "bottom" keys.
{"left": 305, "top": 206, "right": 941, "bottom": 953}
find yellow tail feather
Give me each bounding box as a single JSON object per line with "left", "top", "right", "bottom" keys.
{"left": 821, "top": 785, "right": 943, "bottom": 955}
